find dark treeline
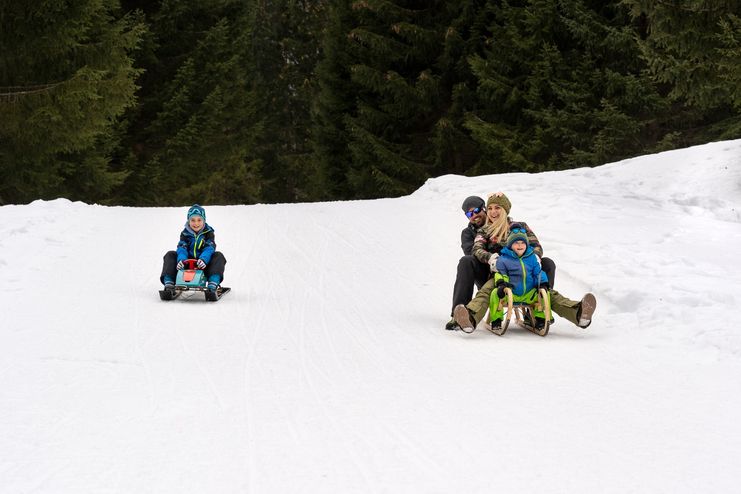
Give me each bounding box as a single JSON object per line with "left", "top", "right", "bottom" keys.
{"left": 1, "top": 0, "right": 740, "bottom": 206}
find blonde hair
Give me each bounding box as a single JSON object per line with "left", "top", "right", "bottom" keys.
{"left": 485, "top": 210, "right": 510, "bottom": 245}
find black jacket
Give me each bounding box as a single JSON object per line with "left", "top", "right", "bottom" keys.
{"left": 460, "top": 223, "right": 478, "bottom": 256}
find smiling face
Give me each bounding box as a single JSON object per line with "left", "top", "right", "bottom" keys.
{"left": 189, "top": 215, "right": 204, "bottom": 232}
{"left": 487, "top": 204, "right": 505, "bottom": 223}
{"left": 511, "top": 239, "right": 527, "bottom": 257}
{"left": 466, "top": 207, "right": 486, "bottom": 227}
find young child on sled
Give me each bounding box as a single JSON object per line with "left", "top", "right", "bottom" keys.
{"left": 489, "top": 224, "right": 550, "bottom": 330}
{"left": 160, "top": 204, "right": 227, "bottom": 292}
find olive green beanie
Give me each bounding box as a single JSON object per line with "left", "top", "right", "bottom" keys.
{"left": 486, "top": 192, "right": 512, "bottom": 214}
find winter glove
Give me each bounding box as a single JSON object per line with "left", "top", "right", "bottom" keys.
{"left": 538, "top": 283, "right": 551, "bottom": 293}
{"left": 488, "top": 253, "right": 499, "bottom": 273}
{"left": 196, "top": 259, "right": 207, "bottom": 270}
{"left": 496, "top": 280, "right": 514, "bottom": 299}
{"left": 176, "top": 260, "right": 184, "bottom": 270}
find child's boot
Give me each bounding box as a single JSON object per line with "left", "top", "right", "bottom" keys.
{"left": 490, "top": 318, "right": 502, "bottom": 330}
{"left": 163, "top": 276, "right": 175, "bottom": 292}
{"left": 207, "top": 274, "right": 221, "bottom": 292}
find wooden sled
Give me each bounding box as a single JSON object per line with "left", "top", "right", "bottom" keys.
{"left": 487, "top": 287, "right": 552, "bottom": 337}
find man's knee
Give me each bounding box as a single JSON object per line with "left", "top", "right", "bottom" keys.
{"left": 457, "top": 255, "right": 478, "bottom": 273}
{"left": 541, "top": 256, "right": 556, "bottom": 286}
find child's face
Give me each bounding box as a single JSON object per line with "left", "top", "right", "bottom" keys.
{"left": 487, "top": 204, "right": 504, "bottom": 222}
{"left": 511, "top": 240, "right": 527, "bottom": 256}
{"left": 189, "top": 215, "right": 204, "bottom": 232}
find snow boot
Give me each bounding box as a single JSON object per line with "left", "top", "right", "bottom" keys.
{"left": 577, "top": 293, "right": 597, "bottom": 328}
{"left": 163, "top": 278, "right": 175, "bottom": 292}
{"left": 445, "top": 318, "right": 460, "bottom": 331}
{"left": 453, "top": 304, "right": 477, "bottom": 333}
{"left": 490, "top": 318, "right": 502, "bottom": 330}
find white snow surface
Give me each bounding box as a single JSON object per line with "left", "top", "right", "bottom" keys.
{"left": 2, "top": 140, "right": 741, "bottom": 493}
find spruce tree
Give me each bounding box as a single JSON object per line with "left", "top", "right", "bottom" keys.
{"left": 313, "top": 0, "right": 465, "bottom": 199}
{"left": 0, "top": 0, "right": 144, "bottom": 205}
{"left": 118, "top": 0, "right": 325, "bottom": 205}
{"left": 465, "top": 0, "right": 667, "bottom": 173}
{"left": 311, "top": 0, "right": 357, "bottom": 200}
{"left": 623, "top": 0, "right": 741, "bottom": 139}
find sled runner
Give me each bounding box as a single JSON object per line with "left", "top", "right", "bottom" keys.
{"left": 487, "top": 287, "right": 552, "bottom": 337}
{"left": 159, "top": 259, "right": 231, "bottom": 302}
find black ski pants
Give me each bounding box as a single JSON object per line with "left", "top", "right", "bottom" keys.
{"left": 451, "top": 255, "right": 491, "bottom": 316}
{"left": 160, "top": 250, "right": 227, "bottom": 284}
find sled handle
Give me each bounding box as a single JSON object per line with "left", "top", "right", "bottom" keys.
{"left": 180, "top": 259, "right": 199, "bottom": 270}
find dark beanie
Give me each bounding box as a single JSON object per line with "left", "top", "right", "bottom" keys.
{"left": 461, "top": 196, "right": 485, "bottom": 212}
{"left": 506, "top": 223, "right": 529, "bottom": 248}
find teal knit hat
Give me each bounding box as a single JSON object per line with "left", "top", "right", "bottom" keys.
{"left": 506, "top": 223, "right": 528, "bottom": 248}
{"left": 187, "top": 204, "right": 206, "bottom": 221}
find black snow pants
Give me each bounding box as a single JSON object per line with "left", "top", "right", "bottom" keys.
{"left": 160, "top": 250, "right": 227, "bottom": 284}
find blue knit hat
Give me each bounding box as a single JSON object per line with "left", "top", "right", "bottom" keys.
{"left": 187, "top": 204, "right": 206, "bottom": 221}
{"left": 506, "top": 223, "right": 529, "bottom": 248}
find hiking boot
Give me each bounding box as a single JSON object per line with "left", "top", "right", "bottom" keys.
{"left": 445, "top": 318, "right": 460, "bottom": 331}
{"left": 453, "top": 304, "right": 476, "bottom": 332}
{"left": 577, "top": 293, "right": 597, "bottom": 328}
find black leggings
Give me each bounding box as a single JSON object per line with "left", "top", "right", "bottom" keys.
{"left": 160, "top": 250, "right": 227, "bottom": 284}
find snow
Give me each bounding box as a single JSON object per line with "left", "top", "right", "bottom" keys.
{"left": 2, "top": 140, "right": 741, "bottom": 493}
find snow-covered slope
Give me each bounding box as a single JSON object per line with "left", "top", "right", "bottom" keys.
{"left": 2, "top": 140, "right": 741, "bottom": 493}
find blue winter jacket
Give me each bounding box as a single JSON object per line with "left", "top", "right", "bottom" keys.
{"left": 494, "top": 246, "right": 549, "bottom": 296}
{"left": 176, "top": 223, "right": 216, "bottom": 264}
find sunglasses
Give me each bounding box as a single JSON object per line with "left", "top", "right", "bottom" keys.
{"left": 465, "top": 207, "right": 483, "bottom": 218}
{"left": 510, "top": 227, "right": 527, "bottom": 234}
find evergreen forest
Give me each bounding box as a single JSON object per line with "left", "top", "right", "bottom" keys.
{"left": 2, "top": 0, "right": 740, "bottom": 206}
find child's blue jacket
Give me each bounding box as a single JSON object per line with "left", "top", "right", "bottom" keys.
{"left": 494, "top": 246, "right": 549, "bottom": 296}
{"left": 176, "top": 223, "right": 216, "bottom": 263}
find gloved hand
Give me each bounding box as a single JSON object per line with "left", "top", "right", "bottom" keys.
{"left": 176, "top": 260, "right": 184, "bottom": 270}
{"left": 488, "top": 253, "right": 499, "bottom": 273}
{"left": 496, "top": 280, "right": 513, "bottom": 299}
{"left": 196, "top": 259, "right": 207, "bottom": 270}
{"left": 539, "top": 283, "right": 550, "bottom": 293}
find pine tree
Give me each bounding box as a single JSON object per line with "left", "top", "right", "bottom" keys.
{"left": 311, "top": 0, "right": 356, "bottom": 200}
{"left": 249, "top": 0, "right": 326, "bottom": 203}
{"left": 623, "top": 0, "right": 741, "bottom": 110}
{"left": 0, "top": 0, "right": 144, "bottom": 205}
{"left": 312, "top": 0, "right": 465, "bottom": 199}
{"left": 117, "top": 0, "right": 325, "bottom": 205}
{"left": 623, "top": 0, "right": 741, "bottom": 139}
{"left": 464, "top": 0, "right": 669, "bottom": 173}
{"left": 434, "top": 0, "right": 491, "bottom": 176}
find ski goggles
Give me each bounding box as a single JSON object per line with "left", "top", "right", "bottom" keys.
{"left": 510, "top": 227, "right": 527, "bottom": 234}
{"left": 465, "top": 207, "right": 483, "bottom": 218}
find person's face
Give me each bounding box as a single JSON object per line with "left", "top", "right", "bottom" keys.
{"left": 466, "top": 206, "right": 486, "bottom": 227}
{"left": 487, "top": 204, "right": 505, "bottom": 223}
{"left": 189, "top": 215, "right": 204, "bottom": 232}
{"left": 511, "top": 240, "right": 527, "bottom": 256}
